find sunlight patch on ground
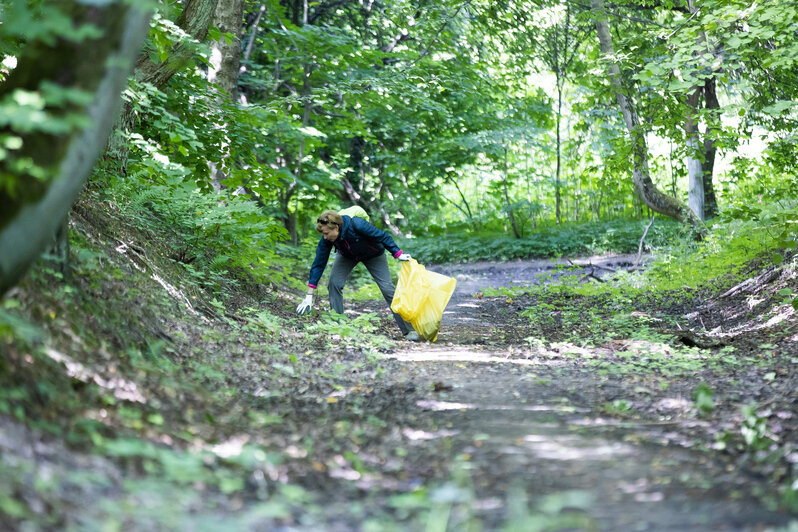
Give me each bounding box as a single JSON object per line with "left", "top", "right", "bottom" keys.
{"left": 619, "top": 478, "right": 665, "bottom": 502}
{"left": 521, "top": 434, "right": 635, "bottom": 461}
{"left": 416, "top": 399, "right": 588, "bottom": 414}
{"left": 329, "top": 454, "right": 361, "bottom": 480}
{"left": 417, "top": 399, "right": 474, "bottom": 411}
{"left": 402, "top": 428, "right": 460, "bottom": 440}
{"left": 708, "top": 305, "right": 796, "bottom": 337}
{"left": 114, "top": 242, "right": 209, "bottom": 320}
{"left": 212, "top": 434, "right": 250, "bottom": 459}
{"left": 388, "top": 347, "right": 540, "bottom": 364}
{"left": 45, "top": 348, "right": 146, "bottom": 403}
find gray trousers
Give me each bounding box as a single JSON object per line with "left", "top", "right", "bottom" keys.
{"left": 329, "top": 252, "right": 410, "bottom": 335}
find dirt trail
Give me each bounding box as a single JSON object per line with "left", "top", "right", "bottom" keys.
{"left": 381, "top": 255, "right": 789, "bottom": 531}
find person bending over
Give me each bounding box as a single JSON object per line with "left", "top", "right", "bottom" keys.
{"left": 296, "top": 210, "right": 421, "bottom": 342}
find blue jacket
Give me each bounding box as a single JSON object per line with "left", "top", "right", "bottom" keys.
{"left": 307, "top": 215, "right": 402, "bottom": 288}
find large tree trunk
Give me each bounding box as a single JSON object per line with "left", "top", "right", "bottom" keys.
{"left": 590, "top": 0, "right": 705, "bottom": 234}
{"left": 207, "top": 0, "right": 244, "bottom": 189}
{"left": 208, "top": 0, "right": 244, "bottom": 100}
{"left": 0, "top": 2, "right": 152, "bottom": 297}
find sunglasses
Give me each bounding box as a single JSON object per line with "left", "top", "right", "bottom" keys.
{"left": 317, "top": 218, "right": 339, "bottom": 226}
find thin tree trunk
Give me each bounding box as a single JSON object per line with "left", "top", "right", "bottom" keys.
{"left": 555, "top": 85, "right": 563, "bottom": 225}
{"left": 445, "top": 175, "right": 475, "bottom": 226}
{"left": 0, "top": 2, "right": 152, "bottom": 296}
{"left": 590, "top": 0, "right": 706, "bottom": 235}
{"left": 702, "top": 76, "right": 720, "bottom": 218}
{"left": 291, "top": 0, "right": 312, "bottom": 243}
{"left": 503, "top": 147, "right": 521, "bottom": 238}
{"left": 244, "top": 5, "right": 266, "bottom": 64}
{"left": 341, "top": 136, "right": 366, "bottom": 207}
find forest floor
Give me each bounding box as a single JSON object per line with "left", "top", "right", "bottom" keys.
{"left": 3, "top": 206, "right": 798, "bottom": 530}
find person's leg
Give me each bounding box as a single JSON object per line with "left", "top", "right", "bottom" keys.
{"left": 363, "top": 253, "right": 410, "bottom": 335}
{"left": 328, "top": 254, "right": 357, "bottom": 314}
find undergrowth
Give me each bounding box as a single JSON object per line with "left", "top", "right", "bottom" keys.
{"left": 403, "top": 217, "right": 687, "bottom": 264}
{"left": 0, "top": 190, "right": 404, "bottom": 529}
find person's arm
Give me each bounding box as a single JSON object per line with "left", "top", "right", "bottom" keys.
{"left": 297, "top": 238, "right": 333, "bottom": 315}
{"left": 308, "top": 237, "right": 334, "bottom": 288}
{"left": 350, "top": 217, "right": 404, "bottom": 258}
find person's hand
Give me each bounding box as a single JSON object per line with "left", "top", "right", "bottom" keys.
{"left": 398, "top": 253, "right": 412, "bottom": 261}
{"left": 296, "top": 294, "right": 313, "bottom": 315}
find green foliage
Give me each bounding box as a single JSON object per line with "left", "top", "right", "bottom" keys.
{"left": 740, "top": 404, "right": 776, "bottom": 452}
{"left": 306, "top": 312, "right": 381, "bottom": 340}
{"left": 604, "top": 399, "right": 632, "bottom": 416}
{"left": 638, "top": 205, "right": 794, "bottom": 292}
{"left": 383, "top": 459, "right": 595, "bottom": 531}
{"left": 103, "top": 169, "right": 286, "bottom": 291}
{"left": 693, "top": 382, "right": 715, "bottom": 417}
{"left": 405, "top": 218, "right": 684, "bottom": 264}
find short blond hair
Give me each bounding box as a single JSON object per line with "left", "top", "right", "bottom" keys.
{"left": 315, "top": 210, "right": 343, "bottom": 232}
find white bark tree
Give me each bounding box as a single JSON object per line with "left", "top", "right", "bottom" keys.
{"left": 685, "top": 0, "right": 705, "bottom": 221}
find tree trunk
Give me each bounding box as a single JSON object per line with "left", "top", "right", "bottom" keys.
{"left": 107, "top": 0, "right": 219, "bottom": 169}
{"left": 278, "top": 187, "right": 298, "bottom": 244}
{"left": 684, "top": 0, "right": 706, "bottom": 221}
{"left": 207, "top": 0, "right": 244, "bottom": 190}
{"left": 503, "top": 147, "right": 521, "bottom": 238}
{"left": 341, "top": 136, "right": 367, "bottom": 206}
{"left": 243, "top": 5, "right": 266, "bottom": 64}
{"left": 590, "top": 0, "right": 706, "bottom": 234}
{"left": 444, "top": 174, "right": 475, "bottom": 227}
{"left": 686, "top": 88, "right": 705, "bottom": 221}
{"left": 209, "top": 0, "right": 244, "bottom": 101}
{"left": 555, "top": 86, "right": 563, "bottom": 225}
{"left": 0, "top": 2, "right": 152, "bottom": 296}
{"left": 702, "top": 76, "right": 720, "bottom": 218}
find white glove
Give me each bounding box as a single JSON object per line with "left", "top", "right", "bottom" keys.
{"left": 398, "top": 253, "right": 412, "bottom": 261}
{"left": 296, "top": 294, "right": 313, "bottom": 315}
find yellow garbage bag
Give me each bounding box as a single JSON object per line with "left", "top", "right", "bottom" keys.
{"left": 391, "top": 259, "right": 457, "bottom": 342}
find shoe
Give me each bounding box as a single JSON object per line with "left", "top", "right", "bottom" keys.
{"left": 404, "top": 331, "right": 423, "bottom": 342}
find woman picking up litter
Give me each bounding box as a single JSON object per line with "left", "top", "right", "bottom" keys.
{"left": 296, "top": 210, "right": 422, "bottom": 342}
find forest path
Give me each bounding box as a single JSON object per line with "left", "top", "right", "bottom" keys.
{"left": 376, "top": 255, "right": 788, "bottom": 531}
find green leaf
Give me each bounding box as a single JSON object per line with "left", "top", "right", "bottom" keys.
{"left": 762, "top": 100, "right": 794, "bottom": 115}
